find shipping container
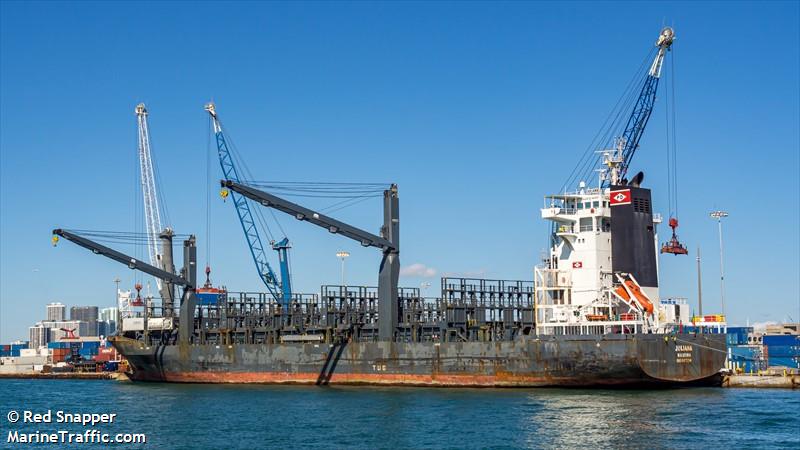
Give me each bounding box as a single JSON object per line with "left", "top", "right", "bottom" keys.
{"left": 93, "top": 353, "right": 112, "bottom": 362}
{"left": 767, "top": 356, "right": 800, "bottom": 369}
{"left": 729, "top": 346, "right": 759, "bottom": 359}
{"left": 79, "top": 348, "right": 97, "bottom": 357}
{"left": 763, "top": 335, "right": 800, "bottom": 347}
{"left": 765, "top": 345, "right": 800, "bottom": 358}
{"left": 725, "top": 327, "right": 753, "bottom": 346}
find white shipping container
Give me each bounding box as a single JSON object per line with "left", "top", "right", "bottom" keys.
{"left": 148, "top": 317, "right": 174, "bottom": 330}
{"left": 122, "top": 318, "right": 144, "bottom": 332}
{"left": 20, "top": 349, "right": 37, "bottom": 357}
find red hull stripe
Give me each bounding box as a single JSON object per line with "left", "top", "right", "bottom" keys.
{"left": 134, "top": 371, "right": 646, "bottom": 387}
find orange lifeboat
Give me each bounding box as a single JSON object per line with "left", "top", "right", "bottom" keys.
{"left": 624, "top": 280, "right": 654, "bottom": 314}
{"left": 614, "top": 277, "right": 654, "bottom": 315}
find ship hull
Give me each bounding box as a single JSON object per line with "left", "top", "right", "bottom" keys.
{"left": 110, "top": 334, "right": 726, "bottom": 387}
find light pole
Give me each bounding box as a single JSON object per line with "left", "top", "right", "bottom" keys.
{"left": 336, "top": 251, "right": 350, "bottom": 288}
{"left": 113, "top": 277, "right": 121, "bottom": 326}
{"left": 709, "top": 210, "right": 728, "bottom": 318}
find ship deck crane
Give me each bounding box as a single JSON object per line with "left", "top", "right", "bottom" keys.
{"left": 603, "top": 27, "right": 674, "bottom": 186}
{"left": 222, "top": 180, "right": 400, "bottom": 341}
{"left": 53, "top": 228, "right": 198, "bottom": 344}
{"left": 135, "top": 104, "right": 177, "bottom": 311}
{"left": 598, "top": 27, "right": 687, "bottom": 256}
{"left": 205, "top": 103, "right": 291, "bottom": 306}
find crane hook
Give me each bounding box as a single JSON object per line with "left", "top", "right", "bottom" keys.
{"left": 52, "top": 235, "right": 59, "bottom": 247}
{"left": 220, "top": 189, "right": 229, "bottom": 202}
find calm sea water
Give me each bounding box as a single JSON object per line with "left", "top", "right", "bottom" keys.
{"left": 0, "top": 380, "right": 797, "bottom": 449}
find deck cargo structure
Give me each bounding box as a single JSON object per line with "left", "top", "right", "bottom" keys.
{"left": 55, "top": 26, "right": 727, "bottom": 387}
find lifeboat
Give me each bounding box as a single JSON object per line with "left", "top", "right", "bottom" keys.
{"left": 613, "top": 274, "right": 654, "bottom": 315}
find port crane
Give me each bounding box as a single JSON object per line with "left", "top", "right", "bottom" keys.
{"left": 205, "top": 103, "right": 292, "bottom": 305}
{"left": 597, "top": 27, "right": 687, "bottom": 256}
{"left": 135, "top": 104, "right": 178, "bottom": 312}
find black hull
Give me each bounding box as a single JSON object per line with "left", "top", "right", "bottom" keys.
{"left": 110, "top": 333, "right": 726, "bottom": 388}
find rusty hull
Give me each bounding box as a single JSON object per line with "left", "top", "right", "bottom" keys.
{"left": 109, "top": 333, "right": 726, "bottom": 387}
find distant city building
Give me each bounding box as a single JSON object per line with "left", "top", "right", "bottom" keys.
{"left": 70, "top": 306, "right": 98, "bottom": 322}
{"left": 46, "top": 302, "right": 65, "bottom": 321}
{"left": 99, "top": 307, "right": 119, "bottom": 336}
{"left": 766, "top": 323, "right": 799, "bottom": 336}
{"left": 28, "top": 323, "right": 49, "bottom": 349}
{"left": 70, "top": 306, "right": 99, "bottom": 336}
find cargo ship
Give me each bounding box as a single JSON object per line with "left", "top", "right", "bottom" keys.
{"left": 54, "top": 27, "right": 727, "bottom": 387}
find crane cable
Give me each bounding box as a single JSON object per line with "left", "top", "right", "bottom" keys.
{"left": 664, "top": 46, "right": 679, "bottom": 218}
{"left": 206, "top": 113, "right": 212, "bottom": 275}
{"left": 220, "top": 123, "right": 278, "bottom": 243}
{"left": 562, "top": 47, "right": 657, "bottom": 191}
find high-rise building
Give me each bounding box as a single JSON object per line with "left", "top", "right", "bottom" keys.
{"left": 70, "top": 306, "right": 99, "bottom": 336}
{"left": 46, "top": 302, "right": 66, "bottom": 321}
{"left": 99, "top": 307, "right": 119, "bottom": 336}
{"left": 70, "top": 306, "right": 98, "bottom": 322}
{"left": 28, "top": 323, "right": 49, "bottom": 349}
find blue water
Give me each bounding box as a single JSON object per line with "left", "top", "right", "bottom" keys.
{"left": 0, "top": 380, "right": 798, "bottom": 449}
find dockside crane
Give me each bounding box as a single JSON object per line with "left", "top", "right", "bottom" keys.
{"left": 205, "top": 103, "right": 292, "bottom": 305}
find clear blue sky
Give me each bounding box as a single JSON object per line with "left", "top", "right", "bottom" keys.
{"left": 1, "top": 1, "right": 798, "bottom": 342}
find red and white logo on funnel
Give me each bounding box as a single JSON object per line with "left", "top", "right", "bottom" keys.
{"left": 610, "top": 189, "right": 631, "bottom": 206}
{"left": 572, "top": 261, "right": 583, "bottom": 269}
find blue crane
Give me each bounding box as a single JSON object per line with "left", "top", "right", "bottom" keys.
{"left": 204, "top": 103, "right": 292, "bottom": 305}
{"left": 599, "top": 27, "right": 686, "bottom": 256}
{"left": 608, "top": 26, "right": 675, "bottom": 185}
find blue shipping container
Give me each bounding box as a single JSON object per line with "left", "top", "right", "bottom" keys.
{"left": 729, "top": 346, "right": 758, "bottom": 359}
{"left": 763, "top": 335, "right": 800, "bottom": 346}
{"left": 197, "top": 291, "right": 220, "bottom": 305}
{"left": 768, "top": 357, "right": 800, "bottom": 369}
{"left": 765, "top": 345, "right": 800, "bottom": 358}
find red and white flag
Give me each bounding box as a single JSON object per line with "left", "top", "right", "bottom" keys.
{"left": 609, "top": 189, "right": 631, "bottom": 206}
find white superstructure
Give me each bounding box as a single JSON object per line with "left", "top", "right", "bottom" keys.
{"left": 533, "top": 27, "right": 691, "bottom": 336}
{"left": 534, "top": 178, "right": 687, "bottom": 335}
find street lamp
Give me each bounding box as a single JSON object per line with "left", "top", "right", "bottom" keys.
{"left": 336, "top": 251, "right": 350, "bottom": 287}
{"left": 113, "top": 277, "right": 122, "bottom": 325}
{"left": 709, "top": 210, "right": 729, "bottom": 318}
